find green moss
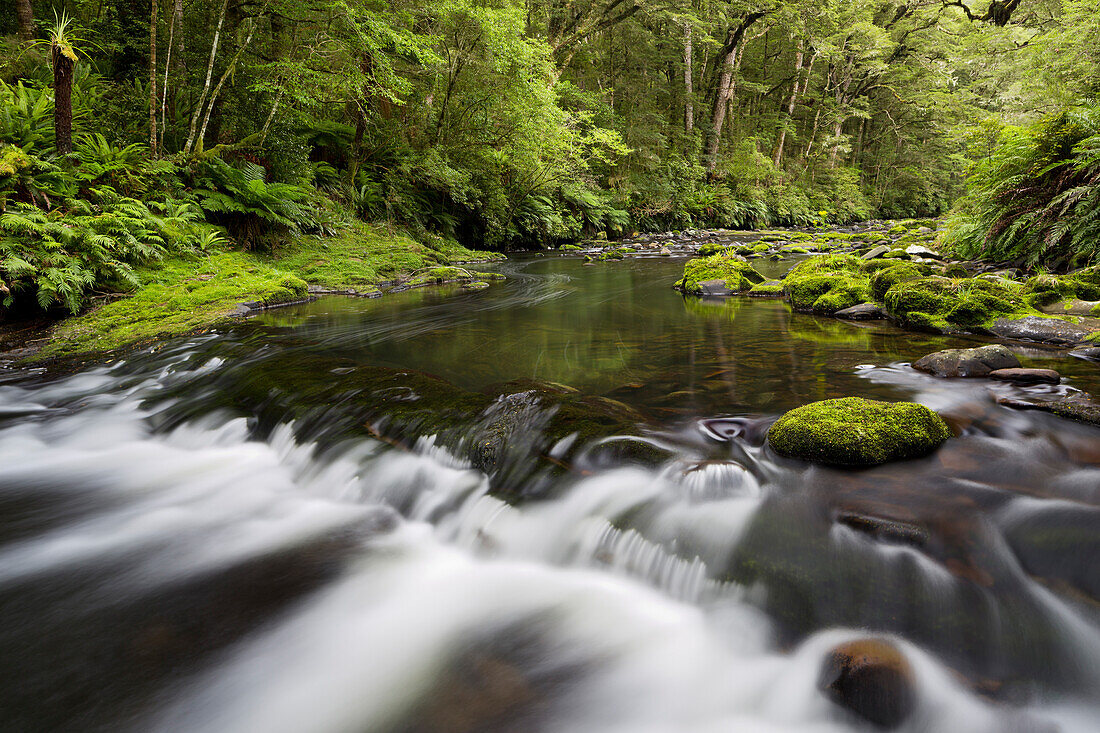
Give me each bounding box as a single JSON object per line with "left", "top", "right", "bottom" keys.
{"left": 559, "top": 243, "right": 585, "bottom": 251}
{"left": 904, "top": 311, "right": 951, "bottom": 333}
{"left": 268, "top": 222, "right": 500, "bottom": 290}
{"left": 942, "top": 263, "right": 969, "bottom": 278}
{"left": 598, "top": 247, "right": 632, "bottom": 260}
{"left": 751, "top": 243, "right": 771, "bottom": 253}
{"left": 782, "top": 255, "right": 871, "bottom": 313}
{"left": 780, "top": 245, "right": 809, "bottom": 254}
{"left": 884, "top": 276, "right": 1030, "bottom": 328}
{"left": 40, "top": 252, "right": 308, "bottom": 357}
{"left": 767, "top": 397, "right": 952, "bottom": 466}
{"left": 675, "top": 253, "right": 766, "bottom": 294}
{"left": 749, "top": 281, "right": 784, "bottom": 296}
{"left": 870, "top": 263, "right": 923, "bottom": 300}
{"left": 36, "top": 221, "right": 502, "bottom": 360}
{"left": 406, "top": 266, "right": 501, "bottom": 286}
{"left": 698, "top": 243, "right": 733, "bottom": 257}
{"left": 888, "top": 224, "right": 908, "bottom": 236}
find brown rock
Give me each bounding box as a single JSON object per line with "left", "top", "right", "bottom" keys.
{"left": 988, "top": 368, "right": 1060, "bottom": 385}
{"left": 912, "top": 344, "right": 1020, "bottom": 377}
{"left": 818, "top": 638, "right": 916, "bottom": 729}
{"left": 990, "top": 316, "right": 1095, "bottom": 345}
{"left": 835, "top": 303, "right": 888, "bottom": 320}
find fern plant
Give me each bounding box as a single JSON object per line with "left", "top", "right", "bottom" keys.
{"left": 946, "top": 106, "right": 1100, "bottom": 269}
{"left": 0, "top": 193, "right": 198, "bottom": 313}
{"left": 190, "top": 158, "right": 321, "bottom": 249}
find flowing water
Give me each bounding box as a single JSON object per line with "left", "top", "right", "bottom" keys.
{"left": 2, "top": 254, "right": 1099, "bottom": 732}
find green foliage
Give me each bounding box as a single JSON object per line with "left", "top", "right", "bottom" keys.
{"left": 0, "top": 196, "right": 193, "bottom": 313}
{"left": 189, "top": 159, "right": 323, "bottom": 249}
{"left": 945, "top": 106, "right": 1100, "bottom": 269}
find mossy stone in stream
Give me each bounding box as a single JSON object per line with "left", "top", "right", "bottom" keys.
{"left": 749, "top": 281, "right": 784, "bottom": 297}
{"left": 884, "top": 276, "right": 1029, "bottom": 329}
{"left": 782, "top": 255, "right": 872, "bottom": 314}
{"left": 697, "top": 243, "right": 732, "bottom": 257}
{"left": 675, "top": 253, "right": 765, "bottom": 294}
{"left": 767, "top": 397, "right": 952, "bottom": 466}
{"left": 869, "top": 263, "right": 923, "bottom": 301}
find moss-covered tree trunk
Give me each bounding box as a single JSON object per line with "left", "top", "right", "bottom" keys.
{"left": 51, "top": 43, "right": 75, "bottom": 155}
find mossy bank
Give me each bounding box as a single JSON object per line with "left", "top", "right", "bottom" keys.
{"left": 27, "top": 222, "right": 503, "bottom": 361}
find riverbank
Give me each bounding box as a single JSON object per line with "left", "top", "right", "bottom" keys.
{"left": 5, "top": 222, "right": 503, "bottom": 363}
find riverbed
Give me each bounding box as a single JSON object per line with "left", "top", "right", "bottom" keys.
{"left": 1, "top": 253, "right": 1098, "bottom": 732}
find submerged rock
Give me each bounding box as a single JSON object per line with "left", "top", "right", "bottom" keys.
{"left": 834, "top": 303, "right": 887, "bottom": 320}
{"left": 988, "top": 368, "right": 1060, "bottom": 385}
{"left": 912, "top": 344, "right": 1019, "bottom": 378}
{"left": 991, "top": 316, "right": 1095, "bottom": 345}
{"left": 818, "top": 638, "right": 916, "bottom": 729}
{"left": 1070, "top": 346, "right": 1100, "bottom": 362}
{"left": 766, "top": 397, "right": 952, "bottom": 466}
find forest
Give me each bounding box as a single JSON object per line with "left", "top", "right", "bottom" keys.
{"left": 0, "top": 0, "right": 1095, "bottom": 338}
{"left": 5, "top": 3, "right": 1100, "bottom": 732}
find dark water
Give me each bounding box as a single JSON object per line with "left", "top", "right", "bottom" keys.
{"left": 1, "top": 254, "right": 1098, "bottom": 732}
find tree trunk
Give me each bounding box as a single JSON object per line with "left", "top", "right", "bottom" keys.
{"left": 15, "top": 0, "right": 34, "bottom": 42}
{"left": 172, "top": 0, "right": 185, "bottom": 70}
{"left": 703, "top": 12, "right": 764, "bottom": 171}
{"left": 184, "top": 0, "right": 230, "bottom": 153}
{"left": 149, "top": 0, "right": 159, "bottom": 156}
{"left": 773, "top": 41, "right": 803, "bottom": 167}
{"left": 51, "top": 44, "right": 75, "bottom": 155}
{"left": 683, "top": 21, "right": 693, "bottom": 134}
{"left": 196, "top": 17, "right": 260, "bottom": 149}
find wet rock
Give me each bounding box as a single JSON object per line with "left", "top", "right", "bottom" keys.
{"left": 836, "top": 512, "right": 928, "bottom": 549}
{"left": 818, "top": 638, "right": 916, "bottom": 729}
{"left": 1038, "top": 298, "right": 1100, "bottom": 316}
{"left": 697, "top": 279, "right": 735, "bottom": 297}
{"left": 658, "top": 247, "right": 672, "bottom": 256}
{"left": 905, "top": 244, "right": 941, "bottom": 259}
{"left": 990, "top": 316, "right": 1095, "bottom": 345}
{"left": 997, "top": 396, "right": 1100, "bottom": 429}
{"left": 861, "top": 245, "right": 891, "bottom": 260}
{"left": 1003, "top": 505, "right": 1100, "bottom": 603}
{"left": 988, "top": 368, "right": 1060, "bottom": 385}
{"left": 1070, "top": 346, "right": 1100, "bottom": 362}
{"left": 834, "top": 303, "right": 888, "bottom": 320}
{"left": 675, "top": 255, "right": 765, "bottom": 295}
{"left": 579, "top": 436, "right": 675, "bottom": 470}
{"left": 912, "top": 344, "right": 1020, "bottom": 378}
{"left": 767, "top": 397, "right": 952, "bottom": 467}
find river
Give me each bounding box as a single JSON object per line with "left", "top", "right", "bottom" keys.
{"left": 1, "top": 254, "right": 1098, "bottom": 732}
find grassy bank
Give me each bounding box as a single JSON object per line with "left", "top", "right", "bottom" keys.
{"left": 33, "top": 222, "right": 502, "bottom": 360}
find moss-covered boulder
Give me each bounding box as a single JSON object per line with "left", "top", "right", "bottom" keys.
{"left": 782, "top": 255, "right": 872, "bottom": 314}
{"left": 675, "top": 253, "right": 765, "bottom": 294}
{"left": 748, "top": 280, "right": 784, "bottom": 297}
{"left": 883, "top": 276, "right": 1028, "bottom": 331}
{"left": 766, "top": 397, "right": 952, "bottom": 466}
{"left": 869, "top": 263, "right": 923, "bottom": 301}
{"left": 697, "top": 243, "right": 732, "bottom": 257}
